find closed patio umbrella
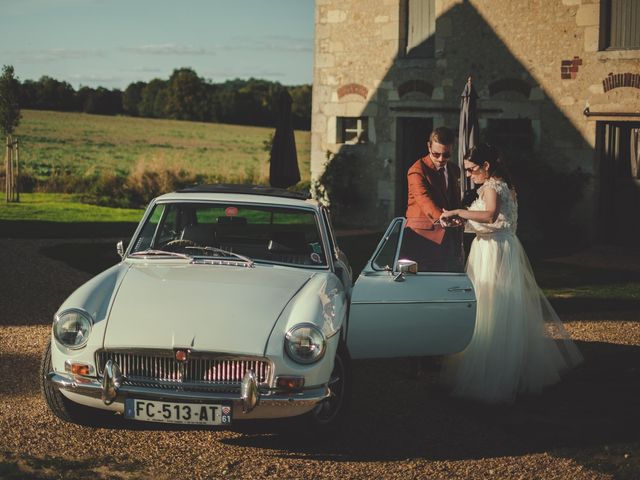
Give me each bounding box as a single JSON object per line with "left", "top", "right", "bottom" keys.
{"left": 458, "top": 77, "right": 479, "bottom": 198}
{"left": 269, "top": 89, "right": 300, "bottom": 189}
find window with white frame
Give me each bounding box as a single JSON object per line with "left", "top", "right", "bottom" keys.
{"left": 600, "top": 0, "right": 640, "bottom": 50}
{"left": 337, "top": 117, "right": 368, "bottom": 144}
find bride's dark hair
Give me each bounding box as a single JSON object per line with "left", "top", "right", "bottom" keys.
{"left": 466, "top": 143, "right": 513, "bottom": 188}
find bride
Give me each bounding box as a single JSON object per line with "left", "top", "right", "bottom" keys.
{"left": 440, "top": 144, "right": 583, "bottom": 403}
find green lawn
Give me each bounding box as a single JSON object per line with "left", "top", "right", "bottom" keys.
{"left": 0, "top": 193, "right": 144, "bottom": 223}
{"left": 13, "top": 110, "right": 311, "bottom": 184}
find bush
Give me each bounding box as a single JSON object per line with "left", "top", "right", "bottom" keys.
{"left": 88, "top": 162, "right": 207, "bottom": 208}
{"left": 311, "top": 150, "right": 362, "bottom": 222}
{"left": 10, "top": 159, "right": 207, "bottom": 208}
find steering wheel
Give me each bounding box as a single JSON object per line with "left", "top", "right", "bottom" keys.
{"left": 163, "top": 239, "right": 197, "bottom": 250}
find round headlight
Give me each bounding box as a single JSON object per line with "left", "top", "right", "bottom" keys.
{"left": 54, "top": 309, "right": 93, "bottom": 349}
{"left": 285, "top": 324, "right": 326, "bottom": 364}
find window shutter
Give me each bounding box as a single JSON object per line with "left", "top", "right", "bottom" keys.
{"left": 406, "top": 0, "right": 435, "bottom": 57}
{"left": 609, "top": 0, "right": 640, "bottom": 48}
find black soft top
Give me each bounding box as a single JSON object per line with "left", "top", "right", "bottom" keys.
{"left": 176, "top": 184, "right": 311, "bottom": 200}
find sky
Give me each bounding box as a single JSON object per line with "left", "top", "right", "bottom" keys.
{"left": 1, "top": 0, "right": 315, "bottom": 90}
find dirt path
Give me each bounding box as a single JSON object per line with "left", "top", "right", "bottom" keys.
{"left": 1, "top": 239, "right": 639, "bottom": 479}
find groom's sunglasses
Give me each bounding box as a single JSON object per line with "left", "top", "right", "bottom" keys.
{"left": 431, "top": 151, "right": 451, "bottom": 159}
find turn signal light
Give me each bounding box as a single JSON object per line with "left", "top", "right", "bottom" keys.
{"left": 65, "top": 361, "right": 93, "bottom": 376}
{"left": 275, "top": 376, "right": 305, "bottom": 391}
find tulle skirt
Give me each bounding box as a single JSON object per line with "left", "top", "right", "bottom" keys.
{"left": 442, "top": 232, "right": 583, "bottom": 403}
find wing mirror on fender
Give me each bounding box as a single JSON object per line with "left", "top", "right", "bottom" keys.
{"left": 397, "top": 259, "right": 418, "bottom": 274}
{"left": 392, "top": 259, "right": 418, "bottom": 282}
{"left": 116, "top": 241, "right": 124, "bottom": 259}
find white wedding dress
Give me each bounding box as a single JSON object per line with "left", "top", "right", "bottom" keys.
{"left": 443, "top": 177, "right": 583, "bottom": 403}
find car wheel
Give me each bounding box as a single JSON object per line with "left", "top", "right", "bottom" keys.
{"left": 40, "top": 341, "right": 109, "bottom": 426}
{"left": 305, "top": 341, "right": 351, "bottom": 433}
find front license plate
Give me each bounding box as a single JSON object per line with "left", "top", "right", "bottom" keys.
{"left": 124, "top": 399, "right": 232, "bottom": 425}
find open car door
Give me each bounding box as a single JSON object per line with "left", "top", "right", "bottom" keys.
{"left": 346, "top": 218, "right": 476, "bottom": 359}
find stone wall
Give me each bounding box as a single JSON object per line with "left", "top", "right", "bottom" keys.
{"left": 311, "top": 0, "right": 640, "bottom": 237}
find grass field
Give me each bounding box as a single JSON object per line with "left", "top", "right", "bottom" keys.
{"left": 0, "top": 193, "right": 144, "bottom": 223}
{"left": 12, "top": 110, "right": 311, "bottom": 184}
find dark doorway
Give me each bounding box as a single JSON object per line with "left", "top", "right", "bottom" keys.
{"left": 396, "top": 117, "right": 433, "bottom": 216}
{"left": 597, "top": 121, "right": 640, "bottom": 245}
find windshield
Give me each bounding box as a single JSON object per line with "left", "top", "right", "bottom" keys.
{"left": 130, "top": 202, "right": 327, "bottom": 268}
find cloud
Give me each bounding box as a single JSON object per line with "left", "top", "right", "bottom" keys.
{"left": 129, "top": 66, "right": 164, "bottom": 73}
{"left": 4, "top": 48, "right": 106, "bottom": 63}
{"left": 227, "top": 35, "right": 313, "bottom": 53}
{"left": 121, "top": 44, "right": 217, "bottom": 56}
{"left": 261, "top": 35, "right": 314, "bottom": 52}
{"left": 202, "top": 67, "right": 286, "bottom": 81}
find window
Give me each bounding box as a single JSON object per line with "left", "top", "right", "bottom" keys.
{"left": 131, "top": 203, "right": 327, "bottom": 267}
{"left": 337, "top": 117, "right": 368, "bottom": 144}
{"left": 600, "top": 0, "right": 640, "bottom": 50}
{"left": 405, "top": 0, "right": 436, "bottom": 58}
{"left": 133, "top": 204, "right": 165, "bottom": 251}
{"left": 372, "top": 219, "right": 403, "bottom": 271}
{"left": 597, "top": 122, "right": 640, "bottom": 243}
{"left": 486, "top": 119, "right": 535, "bottom": 152}
{"left": 602, "top": 123, "right": 640, "bottom": 179}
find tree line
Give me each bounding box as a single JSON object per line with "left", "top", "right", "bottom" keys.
{"left": 17, "top": 68, "right": 312, "bottom": 130}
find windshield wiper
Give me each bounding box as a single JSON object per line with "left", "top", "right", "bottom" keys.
{"left": 186, "top": 246, "right": 254, "bottom": 267}
{"left": 129, "top": 249, "right": 192, "bottom": 260}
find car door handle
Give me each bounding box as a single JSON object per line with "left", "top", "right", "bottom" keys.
{"left": 448, "top": 287, "right": 472, "bottom": 293}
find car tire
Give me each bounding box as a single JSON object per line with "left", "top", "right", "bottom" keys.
{"left": 40, "top": 341, "right": 109, "bottom": 426}
{"left": 304, "top": 341, "right": 352, "bottom": 434}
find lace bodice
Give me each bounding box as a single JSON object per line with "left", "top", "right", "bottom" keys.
{"left": 466, "top": 177, "right": 518, "bottom": 235}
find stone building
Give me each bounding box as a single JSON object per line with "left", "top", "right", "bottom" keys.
{"left": 310, "top": 0, "right": 640, "bottom": 245}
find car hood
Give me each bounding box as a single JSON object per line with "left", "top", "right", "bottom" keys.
{"left": 103, "top": 262, "right": 314, "bottom": 355}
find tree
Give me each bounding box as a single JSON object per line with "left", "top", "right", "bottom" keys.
{"left": 8, "top": 68, "right": 312, "bottom": 129}
{"left": 85, "top": 87, "right": 122, "bottom": 115}
{"left": 139, "top": 79, "right": 167, "bottom": 118}
{"left": 35, "top": 76, "right": 74, "bottom": 110}
{"left": 1, "top": 65, "right": 21, "bottom": 202}
{"left": 0, "top": 65, "right": 21, "bottom": 136}
{"left": 289, "top": 84, "right": 312, "bottom": 130}
{"left": 123, "top": 81, "right": 146, "bottom": 116}
{"left": 18, "top": 79, "right": 38, "bottom": 109}
{"left": 165, "top": 68, "right": 207, "bottom": 121}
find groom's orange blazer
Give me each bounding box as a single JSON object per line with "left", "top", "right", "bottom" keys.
{"left": 405, "top": 155, "right": 462, "bottom": 245}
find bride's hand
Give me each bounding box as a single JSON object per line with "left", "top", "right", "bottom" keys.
{"left": 440, "top": 209, "right": 457, "bottom": 219}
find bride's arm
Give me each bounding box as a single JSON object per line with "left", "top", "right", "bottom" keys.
{"left": 442, "top": 187, "right": 499, "bottom": 224}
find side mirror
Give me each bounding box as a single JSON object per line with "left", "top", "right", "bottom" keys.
{"left": 396, "top": 259, "right": 418, "bottom": 274}
{"left": 116, "top": 241, "right": 124, "bottom": 259}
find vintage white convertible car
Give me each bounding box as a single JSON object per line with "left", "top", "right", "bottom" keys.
{"left": 42, "top": 184, "right": 476, "bottom": 430}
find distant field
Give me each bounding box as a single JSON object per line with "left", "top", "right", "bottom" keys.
{"left": 13, "top": 110, "right": 311, "bottom": 184}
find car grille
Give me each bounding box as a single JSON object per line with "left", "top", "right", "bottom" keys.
{"left": 96, "top": 351, "right": 271, "bottom": 390}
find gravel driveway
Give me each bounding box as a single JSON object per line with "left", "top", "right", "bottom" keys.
{"left": 1, "top": 238, "right": 639, "bottom": 479}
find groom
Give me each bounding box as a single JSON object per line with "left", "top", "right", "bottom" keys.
{"left": 402, "top": 126, "right": 464, "bottom": 272}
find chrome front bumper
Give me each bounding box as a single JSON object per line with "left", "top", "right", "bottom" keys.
{"left": 47, "top": 360, "right": 329, "bottom": 420}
